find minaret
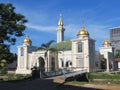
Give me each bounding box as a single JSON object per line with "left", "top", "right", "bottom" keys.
{"left": 16, "top": 35, "right": 37, "bottom": 74}
{"left": 56, "top": 14, "right": 65, "bottom": 43}
{"left": 100, "top": 39, "right": 113, "bottom": 72}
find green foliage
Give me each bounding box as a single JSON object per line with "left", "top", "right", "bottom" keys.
{"left": 37, "top": 40, "right": 56, "bottom": 57}
{"left": 37, "top": 40, "right": 56, "bottom": 72}
{"left": 15, "top": 74, "right": 25, "bottom": 80}
{"left": 0, "top": 3, "right": 27, "bottom": 46}
{"left": 0, "top": 3, "right": 25, "bottom": 63}
{"left": 89, "top": 73, "right": 120, "bottom": 79}
{"left": 115, "top": 50, "right": 120, "bottom": 58}
{"left": 0, "top": 59, "right": 7, "bottom": 67}
{"left": 100, "top": 58, "right": 106, "bottom": 69}
{"left": 0, "top": 45, "right": 17, "bottom": 63}
{"left": 3, "top": 74, "right": 31, "bottom": 81}
{"left": 0, "top": 59, "right": 7, "bottom": 75}
{"left": 0, "top": 67, "right": 7, "bottom": 75}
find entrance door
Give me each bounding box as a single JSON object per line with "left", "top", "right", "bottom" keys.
{"left": 38, "top": 57, "right": 45, "bottom": 72}
{"left": 51, "top": 57, "right": 55, "bottom": 71}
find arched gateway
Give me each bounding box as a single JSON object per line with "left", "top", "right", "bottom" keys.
{"left": 38, "top": 57, "right": 45, "bottom": 72}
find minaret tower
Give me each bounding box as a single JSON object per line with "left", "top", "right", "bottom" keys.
{"left": 100, "top": 39, "right": 114, "bottom": 72}
{"left": 56, "top": 14, "right": 65, "bottom": 43}
{"left": 16, "top": 35, "right": 37, "bottom": 74}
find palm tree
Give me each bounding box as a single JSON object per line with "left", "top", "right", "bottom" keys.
{"left": 37, "top": 40, "right": 56, "bottom": 72}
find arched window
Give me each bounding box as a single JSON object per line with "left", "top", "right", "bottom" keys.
{"left": 38, "top": 57, "right": 45, "bottom": 72}
{"left": 21, "top": 48, "right": 24, "bottom": 56}
{"left": 78, "top": 42, "right": 82, "bottom": 52}
{"left": 60, "top": 58, "right": 64, "bottom": 67}
{"left": 66, "top": 61, "right": 72, "bottom": 67}
{"left": 51, "top": 57, "right": 55, "bottom": 71}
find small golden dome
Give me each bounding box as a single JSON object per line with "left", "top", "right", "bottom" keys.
{"left": 58, "top": 14, "right": 63, "bottom": 26}
{"left": 103, "top": 39, "right": 111, "bottom": 46}
{"left": 77, "top": 25, "right": 89, "bottom": 36}
{"left": 23, "top": 35, "right": 32, "bottom": 45}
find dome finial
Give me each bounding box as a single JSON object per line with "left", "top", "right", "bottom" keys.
{"left": 103, "top": 38, "right": 111, "bottom": 46}
{"left": 23, "top": 35, "right": 32, "bottom": 46}
{"left": 82, "top": 25, "right": 85, "bottom": 30}
{"left": 58, "top": 14, "right": 63, "bottom": 26}
{"left": 77, "top": 25, "right": 89, "bottom": 37}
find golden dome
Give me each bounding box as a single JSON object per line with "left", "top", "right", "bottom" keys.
{"left": 23, "top": 35, "right": 32, "bottom": 45}
{"left": 77, "top": 25, "right": 89, "bottom": 36}
{"left": 103, "top": 39, "right": 111, "bottom": 46}
{"left": 58, "top": 14, "right": 63, "bottom": 26}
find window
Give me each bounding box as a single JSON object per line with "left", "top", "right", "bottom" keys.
{"left": 21, "top": 48, "right": 24, "bottom": 56}
{"left": 51, "top": 57, "right": 55, "bottom": 71}
{"left": 78, "top": 42, "right": 82, "bottom": 52}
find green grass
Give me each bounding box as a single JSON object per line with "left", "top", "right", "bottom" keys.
{"left": 0, "top": 74, "right": 31, "bottom": 81}
{"left": 88, "top": 72, "right": 120, "bottom": 85}
{"left": 89, "top": 72, "right": 120, "bottom": 79}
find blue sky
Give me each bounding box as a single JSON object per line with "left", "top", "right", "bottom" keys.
{"left": 1, "top": 0, "right": 120, "bottom": 53}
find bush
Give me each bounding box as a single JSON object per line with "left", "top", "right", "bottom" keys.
{"left": 0, "top": 67, "right": 7, "bottom": 75}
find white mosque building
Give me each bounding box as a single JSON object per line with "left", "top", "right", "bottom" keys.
{"left": 16, "top": 16, "right": 114, "bottom": 74}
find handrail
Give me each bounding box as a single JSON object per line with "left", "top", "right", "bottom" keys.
{"left": 63, "top": 69, "right": 87, "bottom": 79}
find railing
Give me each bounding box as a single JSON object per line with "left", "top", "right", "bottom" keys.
{"left": 43, "top": 68, "right": 87, "bottom": 78}
{"left": 63, "top": 69, "right": 87, "bottom": 79}
{"left": 44, "top": 71, "right": 63, "bottom": 77}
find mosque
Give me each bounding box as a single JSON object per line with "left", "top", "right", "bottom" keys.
{"left": 16, "top": 16, "right": 114, "bottom": 74}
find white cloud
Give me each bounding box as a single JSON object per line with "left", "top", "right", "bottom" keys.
{"left": 87, "top": 24, "right": 110, "bottom": 39}
{"left": 64, "top": 24, "right": 110, "bottom": 40}
{"left": 65, "top": 24, "right": 80, "bottom": 38}
{"left": 26, "top": 23, "right": 56, "bottom": 32}
{"left": 26, "top": 23, "right": 110, "bottom": 42}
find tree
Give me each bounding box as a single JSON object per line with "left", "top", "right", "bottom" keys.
{"left": 0, "top": 3, "right": 27, "bottom": 62}
{"left": 101, "top": 58, "right": 106, "bottom": 70}
{"left": 115, "top": 50, "right": 120, "bottom": 58}
{"left": 0, "top": 45, "right": 17, "bottom": 63}
{"left": 0, "top": 3, "right": 27, "bottom": 46}
{"left": 37, "top": 40, "right": 56, "bottom": 72}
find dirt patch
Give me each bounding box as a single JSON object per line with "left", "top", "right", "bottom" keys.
{"left": 65, "top": 82, "right": 120, "bottom": 90}
{"left": 83, "top": 84, "right": 120, "bottom": 90}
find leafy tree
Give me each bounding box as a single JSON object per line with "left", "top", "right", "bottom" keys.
{"left": 0, "top": 45, "right": 17, "bottom": 63}
{"left": 37, "top": 40, "right": 56, "bottom": 72}
{"left": 0, "top": 3, "right": 26, "bottom": 63}
{"left": 115, "top": 50, "right": 120, "bottom": 58}
{"left": 0, "top": 3, "right": 27, "bottom": 46}
{"left": 101, "top": 58, "right": 106, "bottom": 70}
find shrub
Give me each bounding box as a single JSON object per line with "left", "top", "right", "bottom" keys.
{"left": 0, "top": 67, "right": 7, "bottom": 75}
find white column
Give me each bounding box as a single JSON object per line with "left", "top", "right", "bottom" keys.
{"left": 17, "top": 47, "right": 21, "bottom": 69}
{"left": 106, "top": 58, "right": 110, "bottom": 72}
{"left": 24, "top": 47, "right": 27, "bottom": 70}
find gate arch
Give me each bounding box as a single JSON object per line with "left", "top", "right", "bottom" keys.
{"left": 38, "top": 57, "right": 45, "bottom": 72}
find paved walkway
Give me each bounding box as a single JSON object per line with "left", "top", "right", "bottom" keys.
{"left": 0, "top": 77, "right": 101, "bottom": 90}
